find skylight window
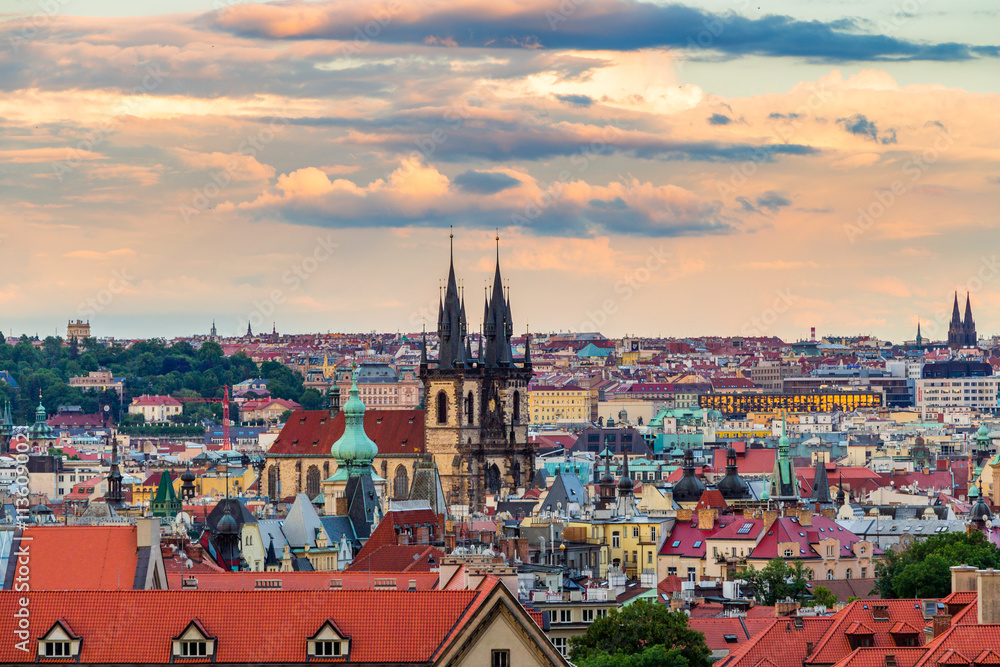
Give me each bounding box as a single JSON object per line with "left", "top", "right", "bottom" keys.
{"left": 672, "top": 540, "right": 681, "bottom": 548}
{"left": 694, "top": 541, "right": 702, "bottom": 548}
{"left": 737, "top": 523, "right": 754, "bottom": 535}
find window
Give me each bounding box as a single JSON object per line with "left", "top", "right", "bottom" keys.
{"left": 44, "top": 642, "right": 71, "bottom": 657}
{"left": 633, "top": 526, "right": 639, "bottom": 538}
{"left": 583, "top": 609, "right": 595, "bottom": 622}
{"left": 650, "top": 527, "right": 656, "bottom": 542}
{"left": 314, "top": 641, "right": 343, "bottom": 656}
{"left": 493, "top": 649, "right": 511, "bottom": 667}
{"left": 180, "top": 641, "right": 208, "bottom": 657}
{"left": 552, "top": 637, "right": 567, "bottom": 656}
{"left": 612, "top": 532, "right": 620, "bottom": 548}
{"left": 668, "top": 567, "right": 677, "bottom": 576}
{"left": 846, "top": 568, "right": 852, "bottom": 579}
{"left": 632, "top": 550, "right": 638, "bottom": 564}
{"left": 687, "top": 567, "right": 696, "bottom": 582}
{"left": 827, "top": 570, "right": 835, "bottom": 580}
{"left": 436, "top": 391, "right": 448, "bottom": 424}
{"left": 784, "top": 549, "right": 794, "bottom": 557}
{"left": 596, "top": 609, "right": 608, "bottom": 619}
{"left": 861, "top": 567, "right": 867, "bottom": 578}
{"left": 647, "top": 551, "right": 653, "bottom": 564}
{"left": 559, "top": 609, "right": 572, "bottom": 623}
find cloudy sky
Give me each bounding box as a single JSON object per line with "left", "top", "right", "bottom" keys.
{"left": 1, "top": 0, "right": 998, "bottom": 342}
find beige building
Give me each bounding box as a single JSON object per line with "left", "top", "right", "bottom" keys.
{"left": 69, "top": 370, "right": 124, "bottom": 397}
{"left": 334, "top": 363, "right": 422, "bottom": 410}
{"left": 67, "top": 319, "right": 91, "bottom": 340}
{"left": 529, "top": 384, "right": 589, "bottom": 424}
{"left": 129, "top": 395, "right": 183, "bottom": 423}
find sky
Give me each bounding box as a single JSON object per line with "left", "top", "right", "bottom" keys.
{"left": 1, "top": 0, "right": 998, "bottom": 342}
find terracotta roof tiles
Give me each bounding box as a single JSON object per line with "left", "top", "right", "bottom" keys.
{"left": 269, "top": 409, "right": 424, "bottom": 456}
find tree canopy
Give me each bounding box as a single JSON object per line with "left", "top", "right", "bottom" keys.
{"left": 739, "top": 558, "right": 812, "bottom": 606}
{"left": 0, "top": 337, "right": 304, "bottom": 425}
{"left": 874, "top": 531, "right": 1000, "bottom": 599}
{"left": 569, "top": 600, "right": 710, "bottom": 667}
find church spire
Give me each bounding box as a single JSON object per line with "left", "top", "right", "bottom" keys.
{"left": 484, "top": 232, "right": 514, "bottom": 368}
{"left": 436, "top": 228, "right": 464, "bottom": 368}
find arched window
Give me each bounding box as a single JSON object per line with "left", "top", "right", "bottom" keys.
{"left": 394, "top": 465, "right": 409, "bottom": 499}
{"left": 513, "top": 390, "right": 521, "bottom": 422}
{"left": 466, "top": 392, "right": 474, "bottom": 425}
{"left": 436, "top": 391, "right": 448, "bottom": 425}
{"left": 845, "top": 568, "right": 852, "bottom": 580}
{"left": 306, "top": 465, "right": 321, "bottom": 499}
{"left": 826, "top": 569, "right": 835, "bottom": 580}
{"left": 267, "top": 466, "right": 278, "bottom": 499}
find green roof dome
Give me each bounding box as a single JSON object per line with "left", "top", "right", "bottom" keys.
{"left": 332, "top": 372, "right": 378, "bottom": 471}
{"left": 28, "top": 402, "right": 55, "bottom": 440}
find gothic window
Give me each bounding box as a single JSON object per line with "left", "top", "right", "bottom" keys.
{"left": 436, "top": 391, "right": 448, "bottom": 425}
{"left": 513, "top": 391, "right": 521, "bottom": 422}
{"left": 323, "top": 462, "right": 330, "bottom": 478}
{"left": 267, "top": 466, "right": 278, "bottom": 498}
{"left": 394, "top": 465, "right": 409, "bottom": 499}
{"left": 306, "top": 465, "right": 321, "bottom": 499}
{"left": 466, "top": 392, "right": 474, "bottom": 425}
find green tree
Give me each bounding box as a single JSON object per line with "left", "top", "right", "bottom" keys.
{"left": 811, "top": 586, "right": 839, "bottom": 608}
{"left": 299, "top": 387, "right": 324, "bottom": 411}
{"left": 874, "top": 531, "right": 1000, "bottom": 599}
{"left": 739, "top": 559, "right": 812, "bottom": 606}
{"left": 569, "top": 600, "right": 710, "bottom": 667}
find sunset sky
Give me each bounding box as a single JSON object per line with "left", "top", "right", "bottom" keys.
{"left": 2, "top": 0, "right": 998, "bottom": 341}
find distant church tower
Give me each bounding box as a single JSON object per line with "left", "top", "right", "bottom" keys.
{"left": 419, "top": 233, "right": 532, "bottom": 512}
{"left": 947, "top": 292, "right": 977, "bottom": 349}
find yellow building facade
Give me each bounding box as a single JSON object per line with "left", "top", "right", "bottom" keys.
{"left": 529, "top": 386, "right": 589, "bottom": 424}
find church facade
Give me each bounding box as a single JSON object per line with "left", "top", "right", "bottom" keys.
{"left": 947, "top": 291, "right": 977, "bottom": 349}
{"left": 420, "top": 240, "right": 533, "bottom": 512}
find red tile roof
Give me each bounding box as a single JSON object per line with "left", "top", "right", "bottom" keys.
{"left": 660, "top": 515, "right": 738, "bottom": 558}
{"left": 269, "top": 409, "right": 425, "bottom": 456}
{"left": 346, "top": 544, "right": 445, "bottom": 573}
{"left": 697, "top": 489, "right": 729, "bottom": 510}
{"left": 806, "top": 600, "right": 930, "bottom": 666}
{"left": 718, "top": 617, "right": 836, "bottom": 667}
{"left": 749, "top": 516, "right": 872, "bottom": 561}
{"left": 164, "top": 570, "right": 440, "bottom": 591}
{"left": 712, "top": 449, "right": 777, "bottom": 475}
{"left": 131, "top": 395, "right": 182, "bottom": 406}
{"left": 831, "top": 647, "right": 927, "bottom": 667}
{"left": 13, "top": 526, "right": 139, "bottom": 590}
{"left": 352, "top": 509, "right": 443, "bottom": 562}
{"left": 0, "top": 589, "right": 484, "bottom": 664}
{"left": 689, "top": 617, "right": 754, "bottom": 651}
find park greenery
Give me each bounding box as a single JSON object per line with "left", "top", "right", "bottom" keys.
{"left": 739, "top": 558, "right": 812, "bottom": 606}
{"left": 873, "top": 531, "right": 1000, "bottom": 598}
{"left": 569, "top": 600, "right": 711, "bottom": 667}
{"left": 0, "top": 334, "right": 313, "bottom": 425}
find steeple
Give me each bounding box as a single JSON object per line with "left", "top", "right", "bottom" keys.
{"left": 483, "top": 234, "right": 514, "bottom": 368}
{"left": 810, "top": 459, "right": 832, "bottom": 504}
{"left": 436, "top": 228, "right": 465, "bottom": 369}
{"left": 210, "top": 320, "right": 217, "bottom": 338}
{"left": 915, "top": 318, "right": 922, "bottom": 346}
{"left": 964, "top": 292, "right": 976, "bottom": 346}
{"left": 836, "top": 470, "right": 846, "bottom": 506}
{"left": 106, "top": 432, "right": 124, "bottom": 508}
{"left": 331, "top": 370, "right": 378, "bottom": 475}
{"left": 770, "top": 414, "right": 799, "bottom": 501}
{"left": 523, "top": 329, "right": 532, "bottom": 368}
{"left": 246, "top": 320, "right": 253, "bottom": 338}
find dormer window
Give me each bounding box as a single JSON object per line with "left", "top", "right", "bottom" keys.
{"left": 37, "top": 620, "right": 81, "bottom": 661}
{"left": 172, "top": 620, "right": 216, "bottom": 660}
{"left": 309, "top": 620, "right": 351, "bottom": 660}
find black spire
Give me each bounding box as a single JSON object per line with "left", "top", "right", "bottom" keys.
{"left": 810, "top": 459, "right": 832, "bottom": 504}
{"left": 246, "top": 320, "right": 253, "bottom": 337}
{"left": 964, "top": 292, "right": 976, "bottom": 346}
{"left": 436, "top": 229, "right": 464, "bottom": 369}
{"left": 523, "top": 330, "right": 532, "bottom": 368}
{"left": 483, "top": 234, "right": 514, "bottom": 368}
{"left": 836, "top": 470, "right": 846, "bottom": 506}
{"left": 106, "top": 432, "right": 124, "bottom": 508}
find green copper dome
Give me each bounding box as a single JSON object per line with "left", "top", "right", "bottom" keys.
{"left": 761, "top": 482, "right": 770, "bottom": 501}
{"left": 331, "top": 372, "right": 378, "bottom": 473}
{"left": 28, "top": 401, "right": 55, "bottom": 440}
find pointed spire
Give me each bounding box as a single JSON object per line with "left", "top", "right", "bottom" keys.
{"left": 951, "top": 291, "right": 962, "bottom": 323}
{"left": 523, "top": 327, "right": 532, "bottom": 368}
{"left": 246, "top": 320, "right": 253, "bottom": 337}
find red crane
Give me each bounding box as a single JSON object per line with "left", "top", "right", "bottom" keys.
{"left": 174, "top": 385, "right": 233, "bottom": 450}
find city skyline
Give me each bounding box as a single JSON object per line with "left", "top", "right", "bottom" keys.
{"left": 2, "top": 0, "right": 998, "bottom": 340}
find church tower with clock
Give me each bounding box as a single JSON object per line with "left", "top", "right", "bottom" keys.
{"left": 420, "top": 234, "right": 533, "bottom": 513}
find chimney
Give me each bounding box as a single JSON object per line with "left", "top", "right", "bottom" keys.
{"left": 932, "top": 613, "right": 952, "bottom": 638}
{"left": 977, "top": 569, "right": 1000, "bottom": 624}
{"left": 408, "top": 580, "right": 417, "bottom": 591}
{"left": 775, "top": 601, "right": 801, "bottom": 617}
{"left": 677, "top": 508, "right": 693, "bottom": 522}
{"left": 136, "top": 517, "right": 161, "bottom": 548}
{"left": 763, "top": 510, "right": 779, "bottom": 533}
{"left": 181, "top": 576, "right": 198, "bottom": 590}
{"left": 951, "top": 565, "right": 978, "bottom": 593}
{"left": 798, "top": 509, "right": 813, "bottom": 527}
{"left": 697, "top": 508, "right": 718, "bottom": 530}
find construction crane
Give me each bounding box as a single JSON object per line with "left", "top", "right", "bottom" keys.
{"left": 174, "top": 385, "right": 233, "bottom": 450}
